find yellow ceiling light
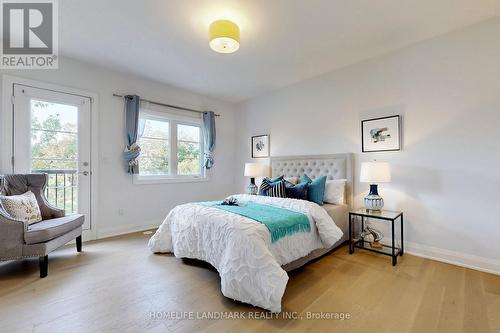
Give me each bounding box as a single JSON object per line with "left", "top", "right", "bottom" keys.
{"left": 209, "top": 20, "right": 240, "bottom": 54}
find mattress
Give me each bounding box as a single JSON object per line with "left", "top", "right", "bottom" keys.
{"left": 281, "top": 203, "right": 349, "bottom": 271}
{"left": 323, "top": 203, "right": 349, "bottom": 236}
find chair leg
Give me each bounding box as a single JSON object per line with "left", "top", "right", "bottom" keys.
{"left": 39, "top": 255, "right": 48, "bottom": 278}
{"left": 76, "top": 235, "right": 82, "bottom": 252}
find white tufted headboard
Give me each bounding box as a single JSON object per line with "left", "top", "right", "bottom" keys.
{"left": 270, "top": 153, "right": 354, "bottom": 207}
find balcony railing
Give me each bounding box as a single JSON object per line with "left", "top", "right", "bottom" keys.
{"left": 31, "top": 169, "right": 78, "bottom": 215}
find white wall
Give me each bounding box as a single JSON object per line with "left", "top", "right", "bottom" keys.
{"left": 235, "top": 18, "right": 500, "bottom": 274}
{"left": 0, "top": 57, "right": 237, "bottom": 239}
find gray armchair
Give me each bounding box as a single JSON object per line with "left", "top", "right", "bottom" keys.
{"left": 0, "top": 174, "right": 84, "bottom": 278}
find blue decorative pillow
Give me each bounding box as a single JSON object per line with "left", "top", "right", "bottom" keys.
{"left": 285, "top": 181, "right": 309, "bottom": 200}
{"left": 260, "top": 178, "right": 287, "bottom": 198}
{"left": 301, "top": 175, "right": 327, "bottom": 205}
{"left": 258, "top": 175, "right": 284, "bottom": 196}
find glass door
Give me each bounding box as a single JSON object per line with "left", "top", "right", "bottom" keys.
{"left": 12, "top": 84, "right": 91, "bottom": 229}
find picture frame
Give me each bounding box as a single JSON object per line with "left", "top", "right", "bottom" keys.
{"left": 251, "top": 134, "right": 270, "bottom": 158}
{"left": 361, "top": 115, "right": 401, "bottom": 152}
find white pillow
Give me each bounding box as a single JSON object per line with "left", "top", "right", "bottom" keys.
{"left": 284, "top": 177, "right": 299, "bottom": 185}
{"left": 0, "top": 191, "right": 42, "bottom": 224}
{"left": 323, "top": 179, "right": 347, "bottom": 205}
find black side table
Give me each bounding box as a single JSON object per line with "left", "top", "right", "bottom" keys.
{"left": 349, "top": 209, "right": 404, "bottom": 266}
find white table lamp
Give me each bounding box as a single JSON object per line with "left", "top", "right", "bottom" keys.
{"left": 244, "top": 163, "right": 270, "bottom": 195}
{"left": 360, "top": 161, "right": 391, "bottom": 211}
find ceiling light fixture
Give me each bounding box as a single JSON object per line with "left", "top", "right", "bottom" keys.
{"left": 209, "top": 19, "right": 240, "bottom": 54}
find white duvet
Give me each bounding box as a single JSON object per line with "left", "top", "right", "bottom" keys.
{"left": 148, "top": 194, "right": 343, "bottom": 312}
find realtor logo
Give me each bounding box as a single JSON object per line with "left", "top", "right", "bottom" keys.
{"left": 1, "top": 0, "right": 58, "bottom": 69}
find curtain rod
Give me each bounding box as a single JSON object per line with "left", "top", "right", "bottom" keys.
{"left": 113, "top": 93, "right": 220, "bottom": 117}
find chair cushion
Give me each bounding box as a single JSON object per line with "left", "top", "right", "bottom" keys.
{"left": 0, "top": 174, "right": 65, "bottom": 220}
{"left": 24, "top": 214, "right": 84, "bottom": 244}
{"left": 0, "top": 191, "right": 42, "bottom": 224}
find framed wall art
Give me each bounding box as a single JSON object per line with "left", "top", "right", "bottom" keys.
{"left": 251, "top": 135, "right": 270, "bottom": 158}
{"left": 362, "top": 115, "right": 401, "bottom": 152}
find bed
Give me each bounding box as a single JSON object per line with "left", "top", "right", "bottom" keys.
{"left": 148, "top": 154, "right": 353, "bottom": 312}
{"left": 274, "top": 154, "right": 353, "bottom": 271}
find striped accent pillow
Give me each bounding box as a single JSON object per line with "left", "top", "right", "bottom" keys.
{"left": 259, "top": 178, "right": 287, "bottom": 198}
{"left": 258, "top": 175, "right": 283, "bottom": 195}
{"left": 259, "top": 178, "right": 272, "bottom": 195}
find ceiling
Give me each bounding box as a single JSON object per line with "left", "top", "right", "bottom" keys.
{"left": 60, "top": 0, "right": 500, "bottom": 102}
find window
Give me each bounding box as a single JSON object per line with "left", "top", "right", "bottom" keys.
{"left": 138, "top": 117, "right": 170, "bottom": 175}
{"left": 135, "top": 109, "right": 205, "bottom": 183}
{"left": 30, "top": 99, "right": 79, "bottom": 214}
{"left": 177, "top": 124, "right": 201, "bottom": 175}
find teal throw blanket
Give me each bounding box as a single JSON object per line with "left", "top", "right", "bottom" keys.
{"left": 196, "top": 201, "right": 311, "bottom": 243}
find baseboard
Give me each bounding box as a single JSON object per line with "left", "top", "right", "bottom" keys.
{"left": 405, "top": 241, "right": 500, "bottom": 275}
{"left": 96, "top": 219, "right": 162, "bottom": 239}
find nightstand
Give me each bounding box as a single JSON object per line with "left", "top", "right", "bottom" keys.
{"left": 349, "top": 209, "right": 404, "bottom": 266}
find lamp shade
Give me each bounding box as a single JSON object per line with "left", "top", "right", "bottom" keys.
{"left": 360, "top": 162, "right": 391, "bottom": 183}
{"left": 244, "top": 163, "right": 270, "bottom": 177}
{"left": 209, "top": 20, "right": 240, "bottom": 53}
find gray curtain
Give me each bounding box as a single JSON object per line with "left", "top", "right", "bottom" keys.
{"left": 123, "top": 95, "right": 141, "bottom": 174}
{"left": 202, "top": 111, "right": 216, "bottom": 169}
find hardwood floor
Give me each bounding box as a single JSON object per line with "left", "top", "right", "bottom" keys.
{"left": 0, "top": 232, "right": 499, "bottom": 333}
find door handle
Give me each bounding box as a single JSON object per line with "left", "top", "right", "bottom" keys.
{"left": 79, "top": 171, "right": 89, "bottom": 176}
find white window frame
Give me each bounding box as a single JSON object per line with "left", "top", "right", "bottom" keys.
{"left": 133, "top": 108, "right": 207, "bottom": 185}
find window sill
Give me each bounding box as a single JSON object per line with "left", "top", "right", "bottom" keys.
{"left": 133, "top": 175, "right": 209, "bottom": 185}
